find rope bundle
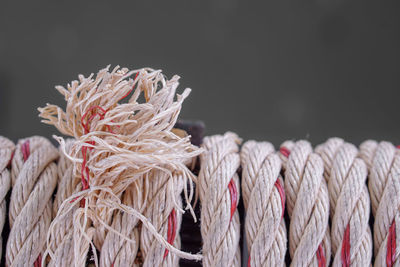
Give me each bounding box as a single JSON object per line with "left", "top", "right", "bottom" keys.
{"left": 0, "top": 65, "right": 399, "bottom": 267}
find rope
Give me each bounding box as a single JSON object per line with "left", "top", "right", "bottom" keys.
{"left": 279, "top": 140, "right": 331, "bottom": 267}
{"left": 99, "top": 179, "right": 144, "bottom": 267}
{"left": 240, "top": 140, "right": 287, "bottom": 267}
{"left": 359, "top": 140, "right": 400, "bottom": 267}
{"left": 6, "top": 136, "right": 58, "bottom": 267}
{"left": 140, "top": 170, "right": 184, "bottom": 267}
{"left": 44, "top": 139, "right": 94, "bottom": 267}
{"left": 0, "top": 137, "right": 14, "bottom": 258}
{"left": 316, "top": 138, "right": 372, "bottom": 266}
{"left": 198, "top": 132, "right": 241, "bottom": 267}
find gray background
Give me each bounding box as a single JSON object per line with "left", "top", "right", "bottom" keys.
{"left": 1, "top": 0, "right": 399, "bottom": 147}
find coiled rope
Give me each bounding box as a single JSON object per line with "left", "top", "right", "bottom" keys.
{"left": 6, "top": 136, "right": 58, "bottom": 267}
{"left": 360, "top": 140, "right": 400, "bottom": 267}
{"left": 198, "top": 132, "right": 241, "bottom": 267}
{"left": 316, "top": 138, "right": 372, "bottom": 266}
{"left": 279, "top": 140, "right": 331, "bottom": 267}
{"left": 241, "top": 140, "right": 287, "bottom": 267}
{"left": 0, "top": 137, "right": 13, "bottom": 257}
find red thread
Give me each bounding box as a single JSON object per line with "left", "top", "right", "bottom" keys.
{"left": 274, "top": 179, "right": 286, "bottom": 219}
{"left": 280, "top": 146, "right": 290, "bottom": 158}
{"left": 397, "top": 145, "right": 400, "bottom": 149}
{"left": 248, "top": 256, "right": 251, "bottom": 267}
{"left": 228, "top": 179, "right": 238, "bottom": 222}
{"left": 387, "top": 219, "right": 396, "bottom": 267}
{"left": 119, "top": 72, "right": 139, "bottom": 101}
{"left": 22, "top": 140, "right": 30, "bottom": 162}
{"left": 317, "top": 244, "right": 326, "bottom": 267}
{"left": 341, "top": 223, "right": 351, "bottom": 267}
{"left": 164, "top": 209, "right": 177, "bottom": 259}
{"left": 7, "top": 150, "right": 14, "bottom": 168}
{"left": 33, "top": 254, "right": 42, "bottom": 267}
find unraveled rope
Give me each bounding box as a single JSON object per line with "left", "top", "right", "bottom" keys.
{"left": 241, "top": 140, "right": 287, "bottom": 267}
{"left": 46, "top": 139, "right": 94, "bottom": 267}
{"left": 198, "top": 132, "right": 241, "bottom": 267}
{"left": 7, "top": 136, "right": 58, "bottom": 266}
{"left": 279, "top": 140, "right": 331, "bottom": 267}
{"left": 316, "top": 138, "right": 372, "bottom": 266}
{"left": 38, "top": 66, "right": 202, "bottom": 265}
{"left": 359, "top": 141, "right": 400, "bottom": 267}
{"left": 0, "top": 137, "right": 14, "bottom": 257}
{"left": 140, "top": 170, "right": 185, "bottom": 267}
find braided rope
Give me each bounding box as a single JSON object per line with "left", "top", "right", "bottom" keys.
{"left": 241, "top": 140, "right": 287, "bottom": 267}
{"left": 279, "top": 140, "right": 331, "bottom": 267}
{"left": 316, "top": 138, "right": 372, "bottom": 266}
{"left": 359, "top": 140, "right": 400, "bottom": 266}
{"left": 198, "top": 132, "right": 241, "bottom": 267}
{"left": 140, "top": 170, "right": 184, "bottom": 267}
{"left": 0, "top": 137, "right": 14, "bottom": 257}
{"left": 6, "top": 136, "right": 58, "bottom": 266}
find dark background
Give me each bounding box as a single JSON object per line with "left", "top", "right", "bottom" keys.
{"left": 1, "top": 0, "right": 399, "bottom": 147}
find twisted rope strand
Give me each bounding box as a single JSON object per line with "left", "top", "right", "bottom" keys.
{"left": 6, "top": 136, "right": 58, "bottom": 267}
{"left": 240, "top": 140, "right": 287, "bottom": 267}
{"left": 316, "top": 138, "right": 372, "bottom": 266}
{"left": 279, "top": 140, "right": 331, "bottom": 267}
{"left": 100, "top": 179, "right": 144, "bottom": 267}
{"left": 140, "top": 170, "right": 184, "bottom": 267}
{"left": 0, "top": 137, "right": 14, "bottom": 257}
{"left": 198, "top": 132, "right": 241, "bottom": 267}
{"left": 359, "top": 140, "right": 400, "bottom": 267}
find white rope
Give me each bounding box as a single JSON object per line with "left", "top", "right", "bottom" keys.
{"left": 198, "top": 132, "right": 241, "bottom": 267}
{"left": 241, "top": 140, "right": 287, "bottom": 267}
{"left": 279, "top": 140, "right": 331, "bottom": 267}
{"left": 359, "top": 140, "right": 400, "bottom": 266}
{"left": 140, "top": 170, "right": 184, "bottom": 267}
{"left": 0, "top": 137, "right": 14, "bottom": 257}
{"left": 6, "top": 136, "right": 58, "bottom": 266}
{"left": 316, "top": 138, "right": 372, "bottom": 266}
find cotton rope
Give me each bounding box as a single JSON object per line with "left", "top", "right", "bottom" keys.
{"left": 99, "top": 179, "right": 144, "bottom": 267}
{"left": 38, "top": 66, "right": 203, "bottom": 265}
{"left": 240, "top": 140, "right": 287, "bottom": 267}
{"left": 0, "top": 137, "right": 14, "bottom": 258}
{"left": 315, "top": 138, "right": 372, "bottom": 266}
{"left": 198, "top": 132, "right": 241, "bottom": 267}
{"left": 140, "top": 170, "right": 185, "bottom": 267}
{"left": 359, "top": 140, "right": 400, "bottom": 267}
{"left": 44, "top": 138, "right": 94, "bottom": 267}
{"left": 279, "top": 140, "right": 331, "bottom": 267}
{"left": 6, "top": 136, "right": 58, "bottom": 267}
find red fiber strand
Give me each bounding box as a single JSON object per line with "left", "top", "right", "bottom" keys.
{"left": 33, "top": 253, "right": 41, "bottom": 267}
{"left": 228, "top": 179, "right": 238, "bottom": 222}
{"left": 274, "top": 178, "right": 286, "bottom": 219}
{"left": 119, "top": 72, "right": 139, "bottom": 102}
{"left": 248, "top": 256, "right": 251, "bottom": 267}
{"left": 7, "top": 150, "right": 14, "bottom": 167}
{"left": 164, "top": 209, "right": 177, "bottom": 259}
{"left": 387, "top": 220, "right": 396, "bottom": 267}
{"left": 317, "top": 244, "right": 326, "bottom": 267}
{"left": 22, "top": 140, "right": 30, "bottom": 162}
{"left": 341, "top": 223, "right": 351, "bottom": 267}
{"left": 280, "top": 147, "right": 290, "bottom": 158}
